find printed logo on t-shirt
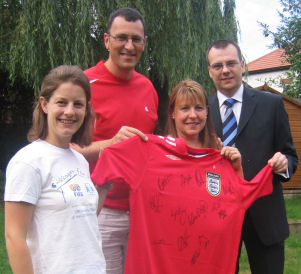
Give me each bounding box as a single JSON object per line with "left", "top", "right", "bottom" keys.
{"left": 51, "top": 168, "right": 97, "bottom": 203}
{"left": 89, "top": 78, "right": 99, "bottom": 84}
{"left": 69, "top": 184, "right": 84, "bottom": 197}
{"left": 157, "top": 135, "right": 177, "bottom": 147}
{"left": 165, "top": 154, "right": 181, "bottom": 160}
{"left": 165, "top": 137, "right": 176, "bottom": 147}
{"left": 144, "top": 106, "right": 149, "bottom": 112}
{"left": 206, "top": 172, "right": 221, "bottom": 196}
{"left": 85, "top": 183, "right": 96, "bottom": 194}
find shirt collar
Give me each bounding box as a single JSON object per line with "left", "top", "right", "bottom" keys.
{"left": 217, "top": 84, "right": 244, "bottom": 107}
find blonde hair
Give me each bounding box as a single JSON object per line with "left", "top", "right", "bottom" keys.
{"left": 167, "top": 79, "right": 218, "bottom": 148}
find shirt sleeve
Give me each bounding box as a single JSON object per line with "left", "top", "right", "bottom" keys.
{"left": 91, "top": 136, "right": 148, "bottom": 190}
{"left": 4, "top": 161, "right": 42, "bottom": 204}
{"left": 237, "top": 164, "right": 273, "bottom": 210}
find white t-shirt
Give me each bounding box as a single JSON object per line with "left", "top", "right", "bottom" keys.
{"left": 5, "top": 140, "right": 106, "bottom": 274}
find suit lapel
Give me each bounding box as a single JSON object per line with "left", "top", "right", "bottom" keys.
{"left": 209, "top": 86, "right": 258, "bottom": 139}
{"left": 209, "top": 94, "right": 223, "bottom": 137}
{"left": 238, "top": 86, "right": 257, "bottom": 136}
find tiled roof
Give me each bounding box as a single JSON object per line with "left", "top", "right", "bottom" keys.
{"left": 247, "top": 48, "right": 290, "bottom": 72}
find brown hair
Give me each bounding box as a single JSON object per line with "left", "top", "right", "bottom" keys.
{"left": 27, "top": 65, "right": 94, "bottom": 146}
{"left": 167, "top": 79, "right": 218, "bottom": 148}
{"left": 206, "top": 39, "right": 242, "bottom": 64}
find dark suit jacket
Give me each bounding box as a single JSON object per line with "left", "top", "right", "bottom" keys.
{"left": 209, "top": 85, "right": 298, "bottom": 245}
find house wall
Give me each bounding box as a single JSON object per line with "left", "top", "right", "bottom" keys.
{"left": 244, "top": 70, "right": 289, "bottom": 92}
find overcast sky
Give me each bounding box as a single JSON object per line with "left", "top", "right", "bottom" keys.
{"left": 235, "top": 0, "right": 282, "bottom": 63}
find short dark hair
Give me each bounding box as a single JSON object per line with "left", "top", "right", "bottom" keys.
{"left": 206, "top": 39, "right": 242, "bottom": 64}
{"left": 107, "top": 7, "right": 146, "bottom": 35}
{"left": 27, "top": 65, "right": 94, "bottom": 146}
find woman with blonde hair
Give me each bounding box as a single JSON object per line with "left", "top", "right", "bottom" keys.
{"left": 167, "top": 79, "right": 242, "bottom": 175}
{"left": 90, "top": 79, "right": 273, "bottom": 274}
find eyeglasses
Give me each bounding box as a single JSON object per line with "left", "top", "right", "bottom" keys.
{"left": 109, "top": 34, "right": 146, "bottom": 46}
{"left": 210, "top": 61, "right": 240, "bottom": 71}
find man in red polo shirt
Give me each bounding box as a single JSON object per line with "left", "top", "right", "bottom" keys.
{"left": 72, "top": 7, "right": 158, "bottom": 274}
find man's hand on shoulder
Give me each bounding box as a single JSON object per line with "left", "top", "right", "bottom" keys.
{"left": 70, "top": 142, "right": 106, "bottom": 162}
{"left": 71, "top": 126, "right": 148, "bottom": 161}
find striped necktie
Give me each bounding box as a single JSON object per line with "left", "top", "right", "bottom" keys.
{"left": 222, "top": 98, "right": 237, "bottom": 147}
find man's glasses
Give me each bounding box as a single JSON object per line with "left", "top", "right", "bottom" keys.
{"left": 210, "top": 61, "right": 240, "bottom": 71}
{"left": 109, "top": 34, "right": 146, "bottom": 46}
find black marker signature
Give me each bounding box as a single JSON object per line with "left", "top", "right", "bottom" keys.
{"left": 152, "top": 239, "right": 172, "bottom": 246}
{"left": 180, "top": 174, "right": 192, "bottom": 187}
{"left": 177, "top": 230, "right": 190, "bottom": 251}
{"left": 218, "top": 209, "right": 227, "bottom": 220}
{"left": 191, "top": 248, "right": 200, "bottom": 265}
{"left": 198, "top": 235, "right": 210, "bottom": 249}
{"left": 149, "top": 192, "right": 162, "bottom": 213}
{"left": 195, "top": 170, "right": 205, "bottom": 187}
{"left": 158, "top": 175, "right": 171, "bottom": 191}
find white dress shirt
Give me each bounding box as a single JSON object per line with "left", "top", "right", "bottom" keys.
{"left": 217, "top": 83, "right": 244, "bottom": 125}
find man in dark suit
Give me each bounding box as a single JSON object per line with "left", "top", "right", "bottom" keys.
{"left": 207, "top": 39, "right": 298, "bottom": 274}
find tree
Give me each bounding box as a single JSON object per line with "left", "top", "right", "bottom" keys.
{"left": 223, "top": 0, "right": 237, "bottom": 42}
{"left": 260, "top": 0, "right": 301, "bottom": 98}
{"left": 0, "top": 0, "right": 239, "bottom": 170}
{"left": 0, "top": 1, "right": 22, "bottom": 70}
{"left": 1, "top": 0, "right": 238, "bottom": 132}
{"left": 2, "top": 0, "right": 238, "bottom": 95}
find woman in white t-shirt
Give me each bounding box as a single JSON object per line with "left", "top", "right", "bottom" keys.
{"left": 4, "top": 65, "right": 106, "bottom": 274}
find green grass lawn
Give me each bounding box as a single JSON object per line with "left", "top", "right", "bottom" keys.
{"left": 239, "top": 233, "right": 301, "bottom": 274}
{"left": 239, "top": 195, "right": 301, "bottom": 273}
{"left": 285, "top": 195, "right": 301, "bottom": 221}
{"left": 239, "top": 234, "right": 301, "bottom": 274}
{"left": 0, "top": 195, "right": 300, "bottom": 273}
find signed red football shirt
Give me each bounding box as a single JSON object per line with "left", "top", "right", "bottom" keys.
{"left": 92, "top": 135, "right": 273, "bottom": 274}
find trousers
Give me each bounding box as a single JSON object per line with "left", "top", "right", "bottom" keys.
{"left": 236, "top": 211, "right": 285, "bottom": 274}
{"left": 98, "top": 207, "right": 130, "bottom": 274}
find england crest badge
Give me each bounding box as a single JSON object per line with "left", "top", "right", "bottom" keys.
{"left": 206, "top": 171, "right": 221, "bottom": 196}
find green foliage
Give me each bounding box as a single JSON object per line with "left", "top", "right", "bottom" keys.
{"left": 1, "top": 0, "right": 239, "bottom": 135}
{"left": 283, "top": 70, "right": 301, "bottom": 98}
{"left": 0, "top": 0, "right": 22, "bottom": 70}
{"left": 7, "top": 0, "right": 101, "bottom": 97}
{"left": 0, "top": 203, "right": 12, "bottom": 274}
{"left": 1, "top": 0, "right": 238, "bottom": 98}
{"left": 260, "top": 0, "right": 301, "bottom": 98}
{"left": 223, "top": 0, "right": 237, "bottom": 42}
